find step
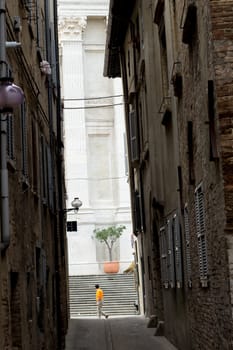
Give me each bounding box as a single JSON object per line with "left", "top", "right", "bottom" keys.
{"left": 69, "top": 273, "right": 138, "bottom": 317}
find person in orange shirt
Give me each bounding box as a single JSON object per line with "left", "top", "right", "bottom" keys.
{"left": 95, "top": 284, "right": 109, "bottom": 319}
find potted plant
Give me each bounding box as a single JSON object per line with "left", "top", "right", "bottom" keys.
{"left": 93, "top": 225, "right": 126, "bottom": 273}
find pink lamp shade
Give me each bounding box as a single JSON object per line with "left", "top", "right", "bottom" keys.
{"left": 0, "top": 82, "right": 24, "bottom": 109}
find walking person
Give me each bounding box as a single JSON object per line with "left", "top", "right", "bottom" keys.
{"left": 95, "top": 284, "right": 109, "bottom": 319}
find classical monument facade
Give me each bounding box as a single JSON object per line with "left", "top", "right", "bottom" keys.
{"left": 58, "top": 0, "right": 133, "bottom": 275}
{"left": 105, "top": 0, "right": 233, "bottom": 349}
{"left": 0, "top": 1, "right": 68, "bottom": 349}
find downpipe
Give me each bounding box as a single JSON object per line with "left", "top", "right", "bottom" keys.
{"left": 0, "top": 0, "right": 10, "bottom": 251}
{"left": 0, "top": 114, "right": 10, "bottom": 251}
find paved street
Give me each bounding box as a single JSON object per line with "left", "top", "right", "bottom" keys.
{"left": 65, "top": 316, "right": 178, "bottom": 350}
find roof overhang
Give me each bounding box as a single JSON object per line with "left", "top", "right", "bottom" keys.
{"left": 103, "top": 0, "right": 136, "bottom": 78}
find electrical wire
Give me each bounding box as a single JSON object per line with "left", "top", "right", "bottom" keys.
{"left": 66, "top": 176, "right": 128, "bottom": 181}
{"left": 63, "top": 94, "right": 123, "bottom": 101}
{"left": 63, "top": 102, "right": 124, "bottom": 110}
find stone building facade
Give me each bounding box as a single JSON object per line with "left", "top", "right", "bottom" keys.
{"left": 0, "top": 1, "right": 68, "bottom": 349}
{"left": 58, "top": 0, "right": 133, "bottom": 276}
{"left": 104, "top": 0, "right": 233, "bottom": 349}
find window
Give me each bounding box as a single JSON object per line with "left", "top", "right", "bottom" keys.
{"left": 187, "top": 121, "right": 195, "bottom": 184}
{"left": 208, "top": 80, "right": 219, "bottom": 160}
{"left": 67, "top": 221, "right": 77, "bottom": 232}
{"left": 182, "top": 2, "right": 197, "bottom": 45}
{"left": 172, "top": 214, "right": 183, "bottom": 288}
{"left": 195, "top": 184, "right": 208, "bottom": 286}
{"left": 160, "top": 213, "right": 183, "bottom": 289}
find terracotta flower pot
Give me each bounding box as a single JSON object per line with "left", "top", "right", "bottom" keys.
{"left": 104, "top": 261, "right": 120, "bottom": 273}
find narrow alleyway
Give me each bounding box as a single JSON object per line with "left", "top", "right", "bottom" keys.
{"left": 65, "top": 316, "right": 178, "bottom": 350}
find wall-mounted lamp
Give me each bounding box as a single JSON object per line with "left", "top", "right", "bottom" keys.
{"left": 0, "top": 79, "right": 24, "bottom": 109}
{"left": 64, "top": 197, "right": 82, "bottom": 214}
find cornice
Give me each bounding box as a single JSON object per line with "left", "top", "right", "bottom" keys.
{"left": 58, "top": 0, "right": 109, "bottom": 17}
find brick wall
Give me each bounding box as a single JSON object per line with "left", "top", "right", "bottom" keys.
{"left": 210, "top": 0, "right": 233, "bottom": 336}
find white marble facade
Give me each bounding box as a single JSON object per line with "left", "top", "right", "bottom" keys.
{"left": 58, "top": 0, "right": 133, "bottom": 275}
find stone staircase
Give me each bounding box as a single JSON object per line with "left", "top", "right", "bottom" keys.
{"left": 69, "top": 273, "right": 138, "bottom": 317}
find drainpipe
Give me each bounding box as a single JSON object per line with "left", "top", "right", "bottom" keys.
{"left": 0, "top": 0, "right": 9, "bottom": 251}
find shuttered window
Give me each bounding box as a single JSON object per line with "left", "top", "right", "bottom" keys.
{"left": 167, "top": 219, "right": 175, "bottom": 288}
{"left": 195, "top": 184, "right": 208, "bottom": 286}
{"left": 129, "top": 110, "right": 139, "bottom": 163}
{"left": 172, "top": 214, "right": 183, "bottom": 288}
{"left": 184, "top": 205, "right": 192, "bottom": 287}
{"left": 159, "top": 226, "right": 169, "bottom": 288}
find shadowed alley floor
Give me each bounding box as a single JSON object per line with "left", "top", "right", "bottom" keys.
{"left": 65, "top": 316, "right": 178, "bottom": 350}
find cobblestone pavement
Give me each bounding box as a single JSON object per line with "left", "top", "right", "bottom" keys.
{"left": 65, "top": 316, "right": 178, "bottom": 350}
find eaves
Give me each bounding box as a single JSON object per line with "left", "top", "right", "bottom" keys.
{"left": 103, "top": 0, "right": 136, "bottom": 78}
